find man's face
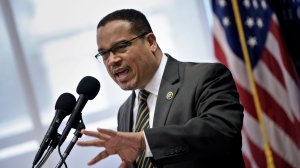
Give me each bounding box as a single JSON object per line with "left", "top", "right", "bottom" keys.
{"left": 97, "top": 20, "right": 160, "bottom": 90}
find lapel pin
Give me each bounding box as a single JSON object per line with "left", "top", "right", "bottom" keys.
{"left": 166, "top": 91, "right": 174, "bottom": 100}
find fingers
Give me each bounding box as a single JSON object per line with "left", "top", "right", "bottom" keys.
{"left": 81, "top": 129, "right": 101, "bottom": 138}
{"left": 78, "top": 128, "right": 126, "bottom": 166}
{"left": 81, "top": 129, "right": 114, "bottom": 141}
{"left": 77, "top": 139, "right": 105, "bottom": 147}
{"left": 77, "top": 129, "right": 109, "bottom": 147}
{"left": 97, "top": 128, "right": 117, "bottom": 136}
{"left": 88, "top": 150, "right": 109, "bottom": 165}
{"left": 97, "top": 128, "right": 116, "bottom": 140}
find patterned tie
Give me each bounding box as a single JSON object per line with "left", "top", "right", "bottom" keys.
{"left": 135, "top": 90, "right": 153, "bottom": 168}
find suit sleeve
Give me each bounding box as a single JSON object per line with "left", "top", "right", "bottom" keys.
{"left": 144, "top": 63, "right": 244, "bottom": 162}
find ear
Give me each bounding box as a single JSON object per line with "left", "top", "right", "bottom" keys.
{"left": 145, "top": 33, "right": 158, "bottom": 52}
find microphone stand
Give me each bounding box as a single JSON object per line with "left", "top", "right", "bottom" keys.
{"left": 55, "top": 119, "right": 85, "bottom": 168}
{"left": 35, "top": 133, "right": 61, "bottom": 168}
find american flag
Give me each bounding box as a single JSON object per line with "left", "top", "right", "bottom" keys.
{"left": 270, "top": 0, "right": 300, "bottom": 79}
{"left": 212, "top": 0, "right": 300, "bottom": 167}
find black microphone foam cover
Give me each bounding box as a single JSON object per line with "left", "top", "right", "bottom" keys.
{"left": 76, "top": 76, "right": 100, "bottom": 100}
{"left": 55, "top": 93, "right": 76, "bottom": 114}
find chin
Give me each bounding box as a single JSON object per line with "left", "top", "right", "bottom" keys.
{"left": 120, "top": 86, "right": 135, "bottom": 91}
{"left": 118, "top": 83, "right": 136, "bottom": 91}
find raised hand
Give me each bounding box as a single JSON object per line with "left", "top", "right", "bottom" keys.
{"left": 77, "top": 128, "right": 145, "bottom": 167}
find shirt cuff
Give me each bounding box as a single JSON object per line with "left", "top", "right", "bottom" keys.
{"left": 143, "top": 131, "right": 153, "bottom": 157}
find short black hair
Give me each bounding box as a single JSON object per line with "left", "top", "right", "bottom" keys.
{"left": 97, "top": 9, "right": 153, "bottom": 35}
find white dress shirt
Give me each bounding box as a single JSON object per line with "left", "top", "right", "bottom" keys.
{"left": 133, "top": 54, "right": 168, "bottom": 157}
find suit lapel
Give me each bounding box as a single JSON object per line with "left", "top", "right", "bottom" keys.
{"left": 153, "top": 55, "right": 180, "bottom": 127}
{"left": 123, "top": 91, "right": 136, "bottom": 132}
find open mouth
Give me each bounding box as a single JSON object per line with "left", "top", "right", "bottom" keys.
{"left": 114, "top": 68, "right": 130, "bottom": 82}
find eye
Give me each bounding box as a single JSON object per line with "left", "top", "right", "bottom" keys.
{"left": 99, "top": 50, "right": 109, "bottom": 57}
{"left": 111, "top": 42, "right": 131, "bottom": 53}
{"left": 97, "top": 50, "right": 110, "bottom": 62}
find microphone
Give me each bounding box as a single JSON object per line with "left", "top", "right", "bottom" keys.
{"left": 58, "top": 76, "right": 100, "bottom": 146}
{"left": 32, "top": 93, "right": 76, "bottom": 167}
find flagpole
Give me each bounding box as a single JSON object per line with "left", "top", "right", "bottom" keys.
{"left": 230, "top": 0, "right": 275, "bottom": 167}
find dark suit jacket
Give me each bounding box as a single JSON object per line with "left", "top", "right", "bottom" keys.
{"left": 117, "top": 55, "right": 244, "bottom": 168}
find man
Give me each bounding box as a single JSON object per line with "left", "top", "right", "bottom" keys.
{"left": 77, "top": 9, "right": 244, "bottom": 168}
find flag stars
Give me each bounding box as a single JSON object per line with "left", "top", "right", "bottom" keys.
{"left": 248, "top": 36, "right": 257, "bottom": 48}
{"left": 245, "top": 17, "right": 255, "bottom": 28}
{"left": 222, "top": 17, "right": 231, "bottom": 27}
{"left": 252, "top": 0, "right": 259, "bottom": 9}
{"left": 218, "top": 0, "right": 227, "bottom": 7}
{"left": 257, "top": 18, "right": 264, "bottom": 28}
{"left": 261, "top": 0, "right": 268, "bottom": 10}
{"left": 243, "top": 0, "right": 251, "bottom": 8}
